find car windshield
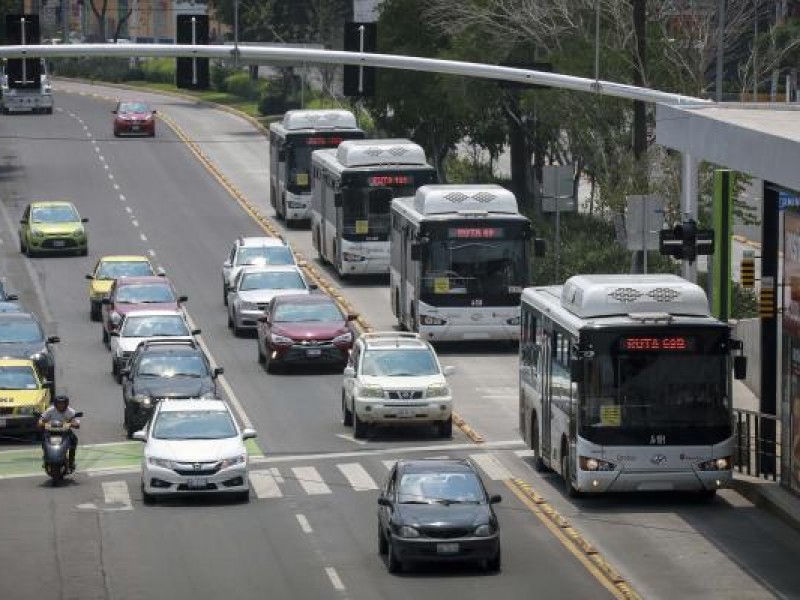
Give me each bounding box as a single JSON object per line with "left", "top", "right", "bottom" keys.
{"left": 136, "top": 355, "right": 207, "bottom": 378}
{"left": 121, "top": 315, "right": 189, "bottom": 337}
{"left": 96, "top": 261, "right": 154, "bottom": 279}
{"left": 152, "top": 410, "right": 237, "bottom": 440}
{"left": 398, "top": 472, "right": 484, "bottom": 504}
{"left": 273, "top": 302, "right": 342, "bottom": 323}
{"left": 31, "top": 205, "right": 78, "bottom": 223}
{"left": 116, "top": 284, "right": 175, "bottom": 304}
{"left": 236, "top": 246, "right": 294, "bottom": 267}
{"left": 0, "top": 319, "right": 43, "bottom": 343}
{"left": 361, "top": 349, "right": 439, "bottom": 377}
{"left": 119, "top": 103, "right": 150, "bottom": 113}
{"left": 0, "top": 366, "right": 38, "bottom": 390}
{"left": 240, "top": 271, "right": 305, "bottom": 291}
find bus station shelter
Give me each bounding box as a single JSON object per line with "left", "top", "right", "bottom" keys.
{"left": 656, "top": 102, "right": 800, "bottom": 493}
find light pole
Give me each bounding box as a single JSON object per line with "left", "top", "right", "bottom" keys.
{"left": 716, "top": 0, "right": 725, "bottom": 102}
{"left": 233, "top": 0, "right": 239, "bottom": 68}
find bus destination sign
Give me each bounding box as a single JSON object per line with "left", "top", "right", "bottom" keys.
{"left": 368, "top": 175, "right": 413, "bottom": 187}
{"left": 448, "top": 227, "right": 505, "bottom": 239}
{"left": 620, "top": 336, "right": 695, "bottom": 351}
{"left": 304, "top": 136, "right": 344, "bottom": 146}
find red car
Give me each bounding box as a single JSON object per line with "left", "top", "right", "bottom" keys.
{"left": 256, "top": 294, "right": 357, "bottom": 373}
{"left": 101, "top": 276, "right": 186, "bottom": 345}
{"left": 112, "top": 101, "right": 157, "bottom": 137}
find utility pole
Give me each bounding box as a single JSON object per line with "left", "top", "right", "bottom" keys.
{"left": 233, "top": 0, "right": 239, "bottom": 68}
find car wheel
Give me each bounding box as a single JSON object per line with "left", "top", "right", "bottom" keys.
{"left": 102, "top": 327, "right": 109, "bottom": 347}
{"left": 561, "top": 452, "right": 581, "bottom": 499}
{"left": 257, "top": 340, "right": 266, "bottom": 364}
{"left": 353, "top": 411, "right": 368, "bottom": 439}
{"left": 222, "top": 285, "right": 228, "bottom": 306}
{"left": 697, "top": 489, "right": 717, "bottom": 502}
{"left": 90, "top": 302, "right": 101, "bottom": 322}
{"left": 79, "top": 247, "right": 88, "bottom": 257}
{"left": 125, "top": 412, "right": 135, "bottom": 439}
{"left": 141, "top": 481, "right": 156, "bottom": 505}
{"left": 386, "top": 536, "right": 403, "bottom": 574}
{"left": 437, "top": 416, "right": 453, "bottom": 439}
{"left": 113, "top": 129, "right": 120, "bottom": 138}
{"left": 232, "top": 319, "right": 244, "bottom": 338}
{"left": 378, "top": 526, "right": 388, "bottom": 555}
{"left": 264, "top": 351, "right": 281, "bottom": 374}
{"left": 342, "top": 392, "right": 353, "bottom": 426}
{"left": 19, "top": 237, "right": 25, "bottom": 254}
{"left": 485, "top": 547, "right": 501, "bottom": 572}
{"left": 227, "top": 310, "right": 234, "bottom": 330}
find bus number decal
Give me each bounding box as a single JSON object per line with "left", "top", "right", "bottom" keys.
{"left": 471, "top": 299, "right": 483, "bottom": 307}
{"left": 649, "top": 434, "right": 666, "bottom": 445}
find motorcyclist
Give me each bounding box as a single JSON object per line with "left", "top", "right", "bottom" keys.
{"left": 38, "top": 395, "right": 80, "bottom": 472}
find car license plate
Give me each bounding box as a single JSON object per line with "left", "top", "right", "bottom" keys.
{"left": 305, "top": 348, "right": 322, "bottom": 357}
{"left": 49, "top": 434, "right": 62, "bottom": 444}
{"left": 52, "top": 240, "right": 65, "bottom": 247}
{"left": 397, "top": 408, "right": 413, "bottom": 418}
{"left": 186, "top": 478, "right": 207, "bottom": 489}
{"left": 131, "top": 125, "right": 140, "bottom": 131}
{"left": 437, "top": 543, "right": 459, "bottom": 554}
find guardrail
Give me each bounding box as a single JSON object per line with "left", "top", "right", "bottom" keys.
{"left": 733, "top": 408, "right": 781, "bottom": 481}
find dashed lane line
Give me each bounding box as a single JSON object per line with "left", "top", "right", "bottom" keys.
{"left": 295, "top": 514, "right": 313, "bottom": 534}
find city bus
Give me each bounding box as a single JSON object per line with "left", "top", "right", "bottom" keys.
{"left": 269, "top": 109, "right": 364, "bottom": 225}
{"left": 390, "top": 184, "right": 538, "bottom": 341}
{"left": 518, "top": 274, "right": 747, "bottom": 497}
{"left": 311, "top": 139, "right": 437, "bottom": 276}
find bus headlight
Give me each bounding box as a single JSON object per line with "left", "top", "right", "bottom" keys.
{"left": 698, "top": 457, "right": 731, "bottom": 471}
{"left": 579, "top": 456, "right": 616, "bottom": 471}
{"left": 421, "top": 315, "right": 447, "bottom": 326}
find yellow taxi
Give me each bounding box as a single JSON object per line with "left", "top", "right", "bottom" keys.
{"left": 86, "top": 255, "right": 159, "bottom": 321}
{"left": 0, "top": 359, "right": 51, "bottom": 434}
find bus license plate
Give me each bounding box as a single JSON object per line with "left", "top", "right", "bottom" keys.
{"left": 305, "top": 348, "right": 322, "bottom": 357}
{"left": 437, "top": 543, "right": 459, "bottom": 554}
{"left": 186, "top": 478, "right": 207, "bottom": 489}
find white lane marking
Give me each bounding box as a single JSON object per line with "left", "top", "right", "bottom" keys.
{"left": 269, "top": 467, "right": 284, "bottom": 483}
{"left": 125, "top": 206, "right": 132, "bottom": 214}
{"left": 325, "top": 567, "right": 345, "bottom": 592}
{"left": 476, "top": 387, "right": 516, "bottom": 394}
{"left": 148, "top": 249, "right": 156, "bottom": 257}
{"left": 108, "top": 173, "right": 114, "bottom": 180}
{"left": 337, "top": 463, "right": 378, "bottom": 491}
{"left": 140, "top": 233, "right": 147, "bottom": 242}
{"left": 514, "top": 449, "right": 535, "bottom": 459}
{"left": 82, "top": 124, "right": 88, "bottom": 130}
{"left": 85, "top": 132, "right": 91, "bottom": 137}
{"left": 249, "top": 440, "right": 525, "bottom": 466}
{"left": 482, "top": 395, "right": 517, "bottom": 400}
{"left": 334, "top": 433, "right": 367, "bottom": 445}
{"left": 295, "top": 514, "right": 313, "bottom": 534}
{"left": 250, "top": 470, "right": 283, "bottom": 499}
{"left": 56, "top": 107, "right": 63, "bottom": 112}
{"left": 113, "top": 184, "right": 120, "bottom": 190}
{"left": 292, "top": 466, "right": 331, "bottom": 495}
{"left": 94, "top": 146, "right": 100, "bottom": 152}
{"left": 102, "top": 480, "right": 133, "bottom": 510}
{"left": 382, "top": 459, "right": 397, "bottom": 470}
{"left": 131, "top": 220, "right": 139, "bottom": 227}
{"left": 470, "top": 453, "right": 512, "bottom": 481}
{"left": 103, "top": 164, "right": 109, "bottom": 170}
{"left": 99, "top": 155, "right": 105, "bottom": 161}
{"left": 119, "top": 194, "right": 126, "bottom": 201}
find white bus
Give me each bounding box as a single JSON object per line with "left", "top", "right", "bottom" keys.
{"left": 311, "top": 139, "right": 437, "bottom": 276}
{"left": 269, "top": 109, "right": 364, "bottom": 225}
{"left": 519, "top": 274, "right": 747, "bottom": 497}
{"left": 390, "top": 184, "right": 537, "bottom": 342}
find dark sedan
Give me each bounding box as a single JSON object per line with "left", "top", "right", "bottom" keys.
{"left": 377, "top": 459, "right": 502, "bottom": 573}
{"left": 0, "top": 312, "right": 59, "bottom": 391}
{"left": 112, "top": 101, "right": 156, "bottom": 137}
{"left": 256, "top": 294, "right": 356, "bottom": 373}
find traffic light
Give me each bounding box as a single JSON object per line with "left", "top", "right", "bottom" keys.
{"left": 5, "top": 15, "right": 41, "bottom": 90}
{"left": 658, "top": 219, "right": 714, "bottom": 262}
{"left": 759, "top": 285, "right": 775, "bottom": 318}
{"left": 176, "top": 15, "right": 209, "bottom": 90}
{"left": 343, "top": 22, "right": 376, "bottom": 97}
{"left": 740, "top": 255, "right": 755, "bottom": 289}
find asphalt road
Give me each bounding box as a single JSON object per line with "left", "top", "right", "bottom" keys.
{"left": 0, "top": 84, "right": 798, "bottom": 600}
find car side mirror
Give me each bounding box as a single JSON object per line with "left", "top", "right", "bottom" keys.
{"left": 308, "top": 283, "right": 318, "bottom": 291}
{"left": 213, "top": 367, "right": 224, "bottom": 378}
{"left": 242, "top": 428, "right": 257, "bottom": 440}
{"left": 489, "top": 494, "right": 502, "bottom": 504}
{"left": 132, "top": 430, "right": 147, "bottom": 441}
{"left": 377, "top": 497, "right": 393, "bottom": 507}
{"left": 734, "top": 356, "right": 747, "bottom": 380}
{"left": 81, "top": 217, "right": 89, "bottom": 223}
{"left": 410, "top": 242, "right": 421, "bottom": 261}
{"left": 178, "top": 295, "right": 188, "bottom": 303}
{"left": 19, "top": 219, "right": 26, "bottom": 225}
{"left": 343, "top": 365, "right": 355, "bottom": 378}
{"left": 5, "top": 294, "right": 17, "bottom": 301}
{"left": 101, "top": 297, "right": 111, "bottom": 305}
{"left": 533, "top": 238, "right": 546, "bottom": 258}
{"left": 47, "top": 335, "right": 60, "bottom": 344}
{"left": 85, "top": 274, "right": 94, "bottom": 280}
{"left": 347, "top": 313, "right": 359, "bottom": 322}
{"left": 443, "top": 365, "right": 455, "bottom": 377}
{"left": 223, "top": 260, "right": 232, "bottom": 268}
{"left": 191, "top": 329, "right": 201, "bottom": 335}
{"left": 152, "top": 109, "right": 157, "bottom": 114}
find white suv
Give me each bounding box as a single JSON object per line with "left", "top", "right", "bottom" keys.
{"left": 342, "top": 332, "right": 454, "bottom": 439}
{"left": 222, "top": 236, "right": 296, "bottom": 305}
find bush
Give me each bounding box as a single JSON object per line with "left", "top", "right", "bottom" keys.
{"left": 224, "top": 72, "right": 265, "bottom": 101}
{"left": 211, "top": 64, "right": 235, "bottom": 92}
{"left": 139, "top": 58, "right": 174, "bottom": 84}
{"left": 51, "top": 57, "right": 132, "bottom": 82}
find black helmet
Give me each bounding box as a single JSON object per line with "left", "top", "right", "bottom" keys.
{"left": 53, "top": 395, "right": 69, "bottom": 407}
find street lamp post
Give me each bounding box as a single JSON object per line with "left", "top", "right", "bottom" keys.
{"left": 233, "top": 0, "right": 239, "bottom": 68}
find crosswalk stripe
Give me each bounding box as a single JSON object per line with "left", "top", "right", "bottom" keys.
{"left": 470, "top": 453, "right": 513, "bottom": 481}
{"left": 250, "top": 471, "right": 283, "bottom": 499}
{"left": 102, "top": 480, "right": 132, "bottom": 510}
{"left": 292, "top": 466, "right": 332, "bottom": 495}
{"left": 337, "top": 463, "right": 379, "bottom": 491}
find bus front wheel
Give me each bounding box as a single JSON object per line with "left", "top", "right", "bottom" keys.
{"left": 561, "top": 450, "right": 581, "bottom": 498}
{"left": 531, "top": 415, "right": 547, "bottom": 472}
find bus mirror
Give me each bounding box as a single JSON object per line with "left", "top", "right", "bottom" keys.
{"left": 733, "top": 356, "right": 747, "bottom": 380}
{"left": 533, "top": 238, "right": 546, "bottom": 257}
{"left": 410, "top": 243, "right": 421, "bottom": 261}
{"left": 570, "top": 358, "right": 584, "bottom": 383}
{"left": 334, "top": 192, "right": 342, "bottom": 208}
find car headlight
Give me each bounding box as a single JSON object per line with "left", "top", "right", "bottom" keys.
{"left": 473, "top": 524, "right": 495, "bottom": 537}
{"left": 238, "top": 301, "right": 259, "bottom": 311}
{"left": 133, "top": 395, "right": 152, "bottom": 407}
{"left": 287, "top": 200, "right": 306, "bottom": 208}
{"left": 30, "top": 228, "right": 44, "bottom": 237}
{"left": 30, "top": 352, "right": 46, "bottom": 363}
{"left": 332, "top": 332, "right": 353, "bottom": 344}
{"left": 358, "top": 384, "right": 384, "bottom": 398}
{"left": 579, "top": 456, "right": 616, "bottom": 471}
{"left": 147, "top": 457, "right": 172, "bottom": 469}
{"left": 341, "top": 252, "right": 366, "bottom": 262}
{"left": 73, "top": 229, "right": 84, "bottom": 238}
{"left": 143, "top": 114, "right": 153, "bottom": 121}
{"left": 698, "top": 456, "right": 731, "bottom": 471}
{"left": 398, "top": 526, "right": 420, "bottom": 539}
{"left": 220, "top": 454, "right": 246, "bottom": 468}
{"left": 270, "top": 333, "right": 293, "bottom": 345}
{"left": 426, "top": 383, "right": 450, "bottom": 398}
{"left": 421, "top": 315, "right": 447, "bottom": 326}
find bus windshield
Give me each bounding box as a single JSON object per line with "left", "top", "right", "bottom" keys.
{"left": 580, "top": 328, "right": 731, "bottom": 445}
{"left": 420, "top": 222, "right": 529, "bottom": 307}
{"left": 286, "top": 132, "right": 364, "bottom": 193}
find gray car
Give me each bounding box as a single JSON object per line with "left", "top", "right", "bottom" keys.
{"left": 227, "top": 266, "right": 315, "bottom": 336}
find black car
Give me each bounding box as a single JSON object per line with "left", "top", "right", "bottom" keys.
{"left": 121, "top": 339, "right": 223, "bottom": 436}
{"left": 377, "top": 459, "right": 502, "bottom": 573}
{"left": 0, "top": 312, "right": 59, "bottom": 390}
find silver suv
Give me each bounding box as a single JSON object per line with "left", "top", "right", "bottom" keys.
{"left": 222, "top": 236, "right": 296, "bottom": 305}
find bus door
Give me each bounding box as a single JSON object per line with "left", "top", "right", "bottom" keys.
{"left": 541, "top": 328, "right": 553, "bottom": 464}
{"left": 399, "top": 224, "right": 412, "bottom": 324}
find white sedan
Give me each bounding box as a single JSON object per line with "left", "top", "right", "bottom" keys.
{"left": 134, "top": 399, "right": 256, "bottom": 503}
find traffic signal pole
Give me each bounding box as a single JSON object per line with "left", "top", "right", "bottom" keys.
{"left": 681, "top": 152, "right": 699, "bottom": 282}
{"left": 712, "top": 170, "right": 732, "bottom": 321}
{"left": 760, "top": 183, "right": 779, "bottom": 475}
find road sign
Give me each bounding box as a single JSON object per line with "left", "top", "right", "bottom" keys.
{"left": 541, "top": 165, "right": 575, "bottom": 213}
{"left": 741, "top": 253, "right": 756, "bottom": 288}
{"left": 625, "top": 194, "right": 663, "bottom": 251}
{"left": 779, "top": 190, "right": 800, "bottom": 211}
{"left": 354, "top": 0, "right": 382, "bottom": 22}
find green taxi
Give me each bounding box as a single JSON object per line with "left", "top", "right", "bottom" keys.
{"left": 19, "top": 200, "right": 88, "bottom": 257}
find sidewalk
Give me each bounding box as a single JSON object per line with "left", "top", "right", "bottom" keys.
{"left": 732, "top": 379, "right": 800, "bottom": 532}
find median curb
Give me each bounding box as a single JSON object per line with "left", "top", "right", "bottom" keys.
{"left": 732, "top": 475, "right": 800, "bottom": 534}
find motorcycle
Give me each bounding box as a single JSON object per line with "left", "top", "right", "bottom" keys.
{"left": 42, "top": 411, "right": 83, "bottom": 484}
